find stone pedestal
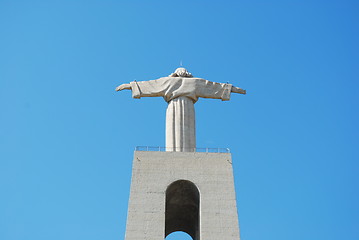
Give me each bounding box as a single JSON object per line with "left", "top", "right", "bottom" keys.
{"left": 124, "top": 151, "right": 240, "bottom": 240}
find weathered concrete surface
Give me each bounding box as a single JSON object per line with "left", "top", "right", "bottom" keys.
{"left": 125, "top": 151, "right": 240, "bottom": 240}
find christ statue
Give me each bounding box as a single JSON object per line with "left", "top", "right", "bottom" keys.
{"left": 116, "top": 68, "right": 246, "bottom": 152}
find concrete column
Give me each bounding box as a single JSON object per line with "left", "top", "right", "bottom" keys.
{"left": 124, "top": 151, "right": 240, "bottom": 240}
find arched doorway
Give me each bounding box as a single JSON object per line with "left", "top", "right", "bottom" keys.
{"left": 166, "top": 231, "right": 193, "bottom": 240}
{"left": 165, "top": 180, "right": 200, "bottom": 240}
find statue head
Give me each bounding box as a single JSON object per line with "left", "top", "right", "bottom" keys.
{"left": 169, "top": 68, "right": 193, "bottom": 78}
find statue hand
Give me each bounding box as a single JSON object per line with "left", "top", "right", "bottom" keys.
{"left": 231, "top": 86, "right": 246, "bottom": 94}
{"left": 116, "top": 83, "right": 131, "bottom": 91}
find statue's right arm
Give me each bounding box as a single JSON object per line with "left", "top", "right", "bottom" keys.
{"left": 115, "top": 83, "right": 131, "bottom": 91}
{"left": 115, "top": 78, "right": 167, "bottom": 98}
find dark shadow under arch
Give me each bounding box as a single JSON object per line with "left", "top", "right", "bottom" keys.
{"left": 165, "top": 180, "right": 200, "bottom": 240}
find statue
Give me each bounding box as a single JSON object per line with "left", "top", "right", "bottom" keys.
{"left": 116, "top": 68, "right": 246, "bottom": 152}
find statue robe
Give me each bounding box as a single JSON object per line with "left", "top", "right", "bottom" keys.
{"left": 130, "top": 77, "right": 232, "bottom": 152}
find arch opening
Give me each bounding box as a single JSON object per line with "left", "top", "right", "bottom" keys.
{"left": 165, "top": 180, "right": 200, "bottom": 240}
{"left": 165, "top": 231, "right": 193, "bottom": 240}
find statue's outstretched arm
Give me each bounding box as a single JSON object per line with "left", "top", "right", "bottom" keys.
{"left": 231, "top": 86, "right": 246, "bottom": 94}
{"left": 115, "top": 83, "right": 131, "bottom": 91}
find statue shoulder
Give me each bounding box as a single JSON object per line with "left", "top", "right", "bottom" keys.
{"left": 191, "top": 77, "right": 208, "bottom": 82}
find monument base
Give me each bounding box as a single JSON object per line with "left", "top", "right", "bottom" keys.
{"left": 125, "top": 151, "right": 240, "bottom": 240}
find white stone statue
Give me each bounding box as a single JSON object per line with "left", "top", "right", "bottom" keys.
{"left": 116, "top": 68, "right": 246, "bottom": 152}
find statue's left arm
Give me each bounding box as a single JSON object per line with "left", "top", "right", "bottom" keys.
{"left": 231, "top": 86, "right": 246, "bottom": 94}
{"left": 195, "top": 78, "right": 246, "bottom": 101}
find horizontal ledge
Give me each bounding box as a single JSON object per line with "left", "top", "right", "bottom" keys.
{"left": 135, "top": 146, "right": 230, "bottom": 153}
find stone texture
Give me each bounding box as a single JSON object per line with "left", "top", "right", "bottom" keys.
{"left": 115, "top": 68, "right": 246, "bottom": 152}
{"left": 129, "top": 77, "right": 232, "bottom": 152}
{"left": 124, "top": 151, "right": 240, "bottom": 240}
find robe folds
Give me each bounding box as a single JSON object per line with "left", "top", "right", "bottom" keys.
{"left": 130, "top": 77, "right": 232, "bottom": 152}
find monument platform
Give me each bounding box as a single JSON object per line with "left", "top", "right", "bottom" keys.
{"left": 125, "top": 150, "right": 240, "bottom": 240}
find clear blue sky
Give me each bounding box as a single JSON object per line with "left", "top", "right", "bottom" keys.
{"left": 1, "top": 1, "right": 358, "bottom": 240}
